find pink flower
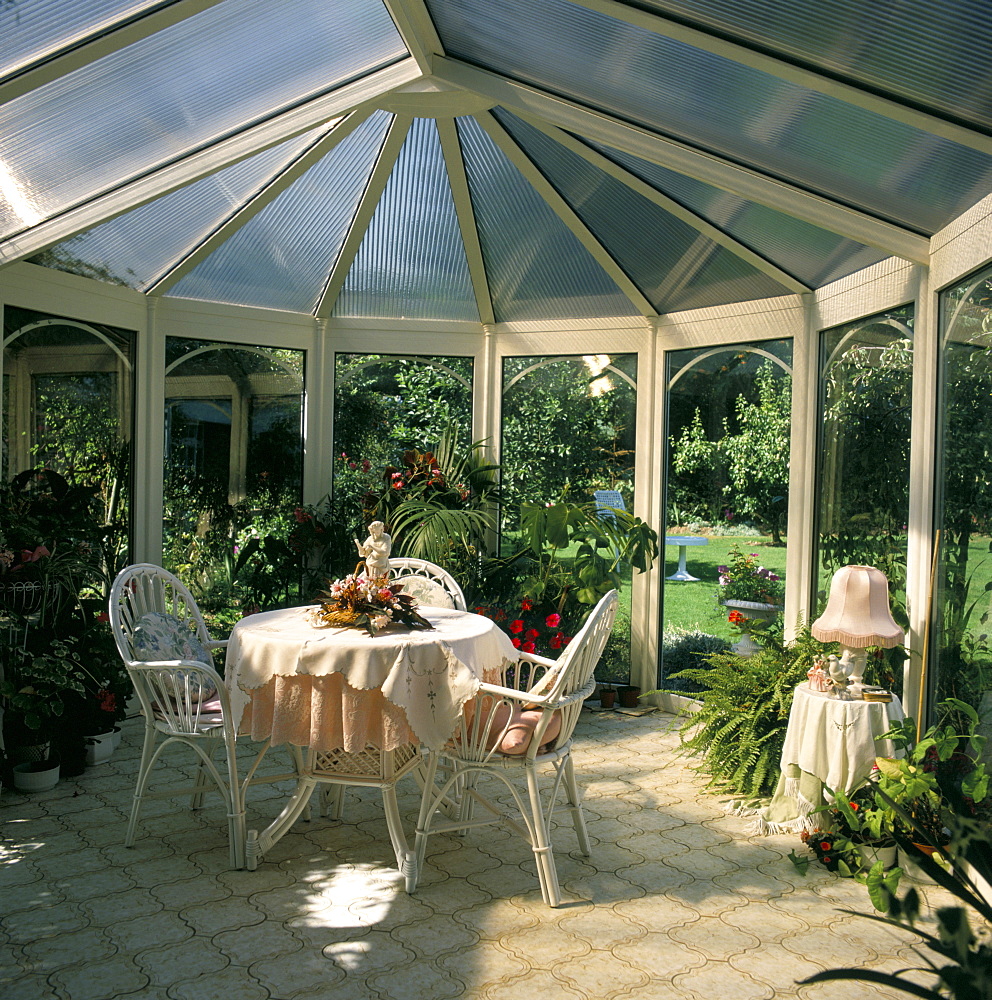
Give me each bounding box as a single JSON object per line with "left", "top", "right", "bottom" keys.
{"left": 545, "top": 613, "right": 561, "bottom": 628}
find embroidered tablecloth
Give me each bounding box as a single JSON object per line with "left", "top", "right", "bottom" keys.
{"left": 225, "top": 605, "right": 516, "bottom": 752}
{"left": 755, "top": 684, "right": 905, "bottom": 834}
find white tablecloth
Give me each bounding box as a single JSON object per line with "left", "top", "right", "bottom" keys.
{"left": 225, "top": 605, "right": 517, "bottom": 751}
{"left": 754, "top": 684, "right": 905, "bottom": 834}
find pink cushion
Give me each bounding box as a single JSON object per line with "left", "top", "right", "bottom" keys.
{"left": 478, "top": 702, "right": 562, "bottom": 755}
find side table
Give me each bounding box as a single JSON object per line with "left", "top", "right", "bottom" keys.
{"left": 665, "top": 535, "right": 708, "bottom": 581}
{"left": 755, "top": 684, "right": 904, "bottom": 834}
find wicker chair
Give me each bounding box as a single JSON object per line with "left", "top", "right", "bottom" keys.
{"left": 387, "top": 557, "right": 466, "bottom": 610}
{"left": 411, "top": 589, "right": 619, "bottom": 906}
{"left": 108, "top": 563, "right": 301, "bottom": 868}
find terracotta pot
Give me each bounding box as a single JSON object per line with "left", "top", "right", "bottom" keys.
{"left": 599, "top": 689, "right": 616, "bottom": 708}
{"left": 618, "top": 686, "right": 642, "bottom": 708}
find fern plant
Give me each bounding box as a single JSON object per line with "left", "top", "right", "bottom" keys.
{"left": 665, "top": 624, "right": 834, "bottom": 799}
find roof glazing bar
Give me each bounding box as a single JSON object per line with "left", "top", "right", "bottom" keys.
{"left": 516, "top": 111, "right": 809, "bottom": 294}
{"left": 382, "top": 0, "right": 444, "bottom": 76}
{"left": 568, "top": 0, "right": 992, "bottom": 155}
{"left": 0, "top": 0, "right": 228, "bottom": 106}
{"left": 475, "top": 111, "right": 657, "bottom": 317}
{"left": 147, "top": 112, "right": 375, "bottom": 294}
{"left": 315, "top": 114, "right": 412, "bottom": 318}
{"left": 434, "top": 55, "right": 931, "bottom": 263}
{"left": 437, "top": 117, "right": 494, "bottom": 325}
{"left": 0, "top": 58, "right": 422, "bottom": 269}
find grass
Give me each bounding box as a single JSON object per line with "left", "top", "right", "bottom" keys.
{"left": 662, "top": 536, "right": 787, "bottom": 643}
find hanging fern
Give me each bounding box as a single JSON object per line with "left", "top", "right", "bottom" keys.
{"left": 671, "top": 624, "right": 834, "bottom": 799}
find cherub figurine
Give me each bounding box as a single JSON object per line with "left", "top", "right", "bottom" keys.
{"left": 355, "top": 520, "right": 392, "bottom": 577}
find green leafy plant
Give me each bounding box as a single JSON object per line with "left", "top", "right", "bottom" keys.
{"left": 660, "top": 627, "right": 732, "bottom": 693}
{"left": 717, "top": 544, "right": 785, "bottom": 605}
{"left": 649, "top": 623, "right": 832, "bottom": 798}
{"left": 800, "top": 804, "right": 992, "bottom": 1000}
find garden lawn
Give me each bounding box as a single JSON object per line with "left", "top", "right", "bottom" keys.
{"left": 662, "top": 535, "right": 786, "bottom": 643}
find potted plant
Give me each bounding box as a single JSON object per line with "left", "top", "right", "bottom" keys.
{"left": 716, "top": 545, "right": 786, "bottom": 655}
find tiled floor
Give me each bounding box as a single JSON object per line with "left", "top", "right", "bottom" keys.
{"left": 1, "top": 708, "right": 957, "bottom": 1000}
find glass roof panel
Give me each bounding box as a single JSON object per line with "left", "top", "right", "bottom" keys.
{"left": 641, "top": 1, "right": 992, "bottom": 132}
{"left": 335, "top": 118, "right": 479, "bottom": 322}
{"left": 32, "top": 127, "right": 328, "bottom": 289}
{"left": 430, "top": 0, "right": 992, "bottom": 234}
{"left": 1, "top": 0, "right": 162, "bottom": 79}
{"left": 584, "top": 137, "right": 888, "bottom": 288}
{"left": 0, "top": 0, "right": 406, "bottom": 240}
{"left": 169, "top": 111, "right": 392, "bottom": 313}
{"left": 496, "top": 109, "right": 790, "bottom": 310}
{"left": 456, "top": 115, "right": 639, "bottom": 323}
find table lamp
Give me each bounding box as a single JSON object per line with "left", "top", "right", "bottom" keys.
{"left": 811, "top": 565, "right": 904, "bottom": 692}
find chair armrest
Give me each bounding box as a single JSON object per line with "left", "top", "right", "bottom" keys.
{"left": 476, "top": 680, "right": 555, "bottom": 708}
{"left": 205, "top": 639, "right": 229, "bottom": 650}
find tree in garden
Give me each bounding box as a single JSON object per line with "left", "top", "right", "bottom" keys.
{"left": 671, "top": 361, "right": 791, "bottom": 544}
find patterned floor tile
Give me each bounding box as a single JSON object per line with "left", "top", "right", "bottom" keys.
{"left": 0, "top": 709, "right": 969, "bottom": 1000}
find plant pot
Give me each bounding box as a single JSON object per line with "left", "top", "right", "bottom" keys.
{"left": 13, "top": 757, "right": 60, "bottom": 792}
{"left": 857, "top": 843, "right": 898, "bottom": 870}
{"left": 110, "top": 725, "right": 122, "bottom": 751}
{"left": 897, "top": 845, "right": 947, "bottom": 884}
{"left": 0, "top": 579, "right": 46, "bottom": 616}
{"left": 85, "top": 729, "right": 116, "bottom": 766}
{"left": 618, "top": 686, "right": 642, "bottom": 708}
{"left": 7, "top": 741, "right": 51, "bottom": 765}
{"left": 721, "top": 600, "right": 782, "bottom": 657}
{"left": 599, "top": 689, "right": 616, "bottom": 708}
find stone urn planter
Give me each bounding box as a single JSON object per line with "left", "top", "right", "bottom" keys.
{"left": 720, "top": 599, "right": 782, "bottom": 656}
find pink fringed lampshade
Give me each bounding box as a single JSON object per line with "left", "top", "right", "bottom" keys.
{"left": 811, "top": 565, "right": 904, "bottom": 648}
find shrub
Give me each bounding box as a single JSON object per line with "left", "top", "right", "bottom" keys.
{"left": 661, "top": 627, "right": 732, "bottom": 693}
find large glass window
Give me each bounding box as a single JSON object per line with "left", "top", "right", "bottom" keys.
{"left": 2, "top": 305, "right": 134, "bottom": 582}
{"left": 662, "top": 340, "right": 792, "bottom": 683}
{"left": 815, "top": 307, "right": 913, "bottom": 621}
{"left": 934, "top": 270, "right": 992, "bottom": 718}
{"left": 500, "top": 354, "right": 638, "bottom": 678}
{"left": 163, "top": 340, "right": 304, "bottom": 616}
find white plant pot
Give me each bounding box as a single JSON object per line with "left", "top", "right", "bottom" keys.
{"left": 13, "top": 759, "right": 60, "bottom": 792}
{"left": 721, "top": 600, "right": 782, "bottom": 657}
{"left": 110, "top": 726, "right": 122, "bottom": 751}
{"left": 85, "top": 730, "right": 116, "bottom": 766}
{"left": 857, "top": 843, "right": 898, "bottom": 870}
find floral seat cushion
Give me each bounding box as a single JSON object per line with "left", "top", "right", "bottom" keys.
{"left": 132, "top": 612, "right": 216, "bottom": 701}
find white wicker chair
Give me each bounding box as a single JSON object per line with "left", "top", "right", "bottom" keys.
{"left": 412, "top": 589, "right": 619, "bottom": 907}
{"left": 387, "top": 557, "right": 467, "bottom": 610}
{"left": 108, "top": 564, "right": 300, "bottom": 869}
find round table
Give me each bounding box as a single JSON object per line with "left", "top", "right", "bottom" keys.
{"left": 665, "top": 535, "right": 708, "bottom": 581}
{"left": 225, "top": 605, "right": 518, "bottom": 874}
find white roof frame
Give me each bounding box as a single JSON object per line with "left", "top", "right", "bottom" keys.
{"left": 568, "top": 0, "right": 992, "bottom": 157}
{"left": 434, "top": 56, "right": 932, "bottom": 264}
{"left": 0, "top": 58, "right": 422, "bottom": 269}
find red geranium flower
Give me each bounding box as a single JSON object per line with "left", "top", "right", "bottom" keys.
{"left": 820, "top": 841, "right": 831, "bottom": 851}
{"left": 727, "top": 610, "right": 746, "bottom": 625}
{"left": 525, "top": 628, "right": 540, "bottom": 640}
{"left": 522, "top": 641, "right": 536, "bottom": 653}
{"left": 520, "top": 598, "right": 534, "bottom": 611}
{"left": 510, "top": 637, "right": 521, "bottom": 648}
{"left": 509, "top": 620, "right": 524, "bottom": 634}
{"left": 545, "top": 613, "right": 561, "bottom": 628}
{"left": 549, "top": 633, "right": 564, "bottom": 650}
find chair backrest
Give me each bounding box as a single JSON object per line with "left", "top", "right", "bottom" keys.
{"left": 540, "top": 588, "right": 619, "bottom": 704}
{"left": 108, "top": 564, "right": 229, "bottom": 736}
{"left": 109, "top": 563, "right": 214, "bottom": 664}
{"left": 387, "top": 557, "right": 467, "bottom": 611}
{"left": 593, "top": 489, "right": 626, "bottom": 525}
